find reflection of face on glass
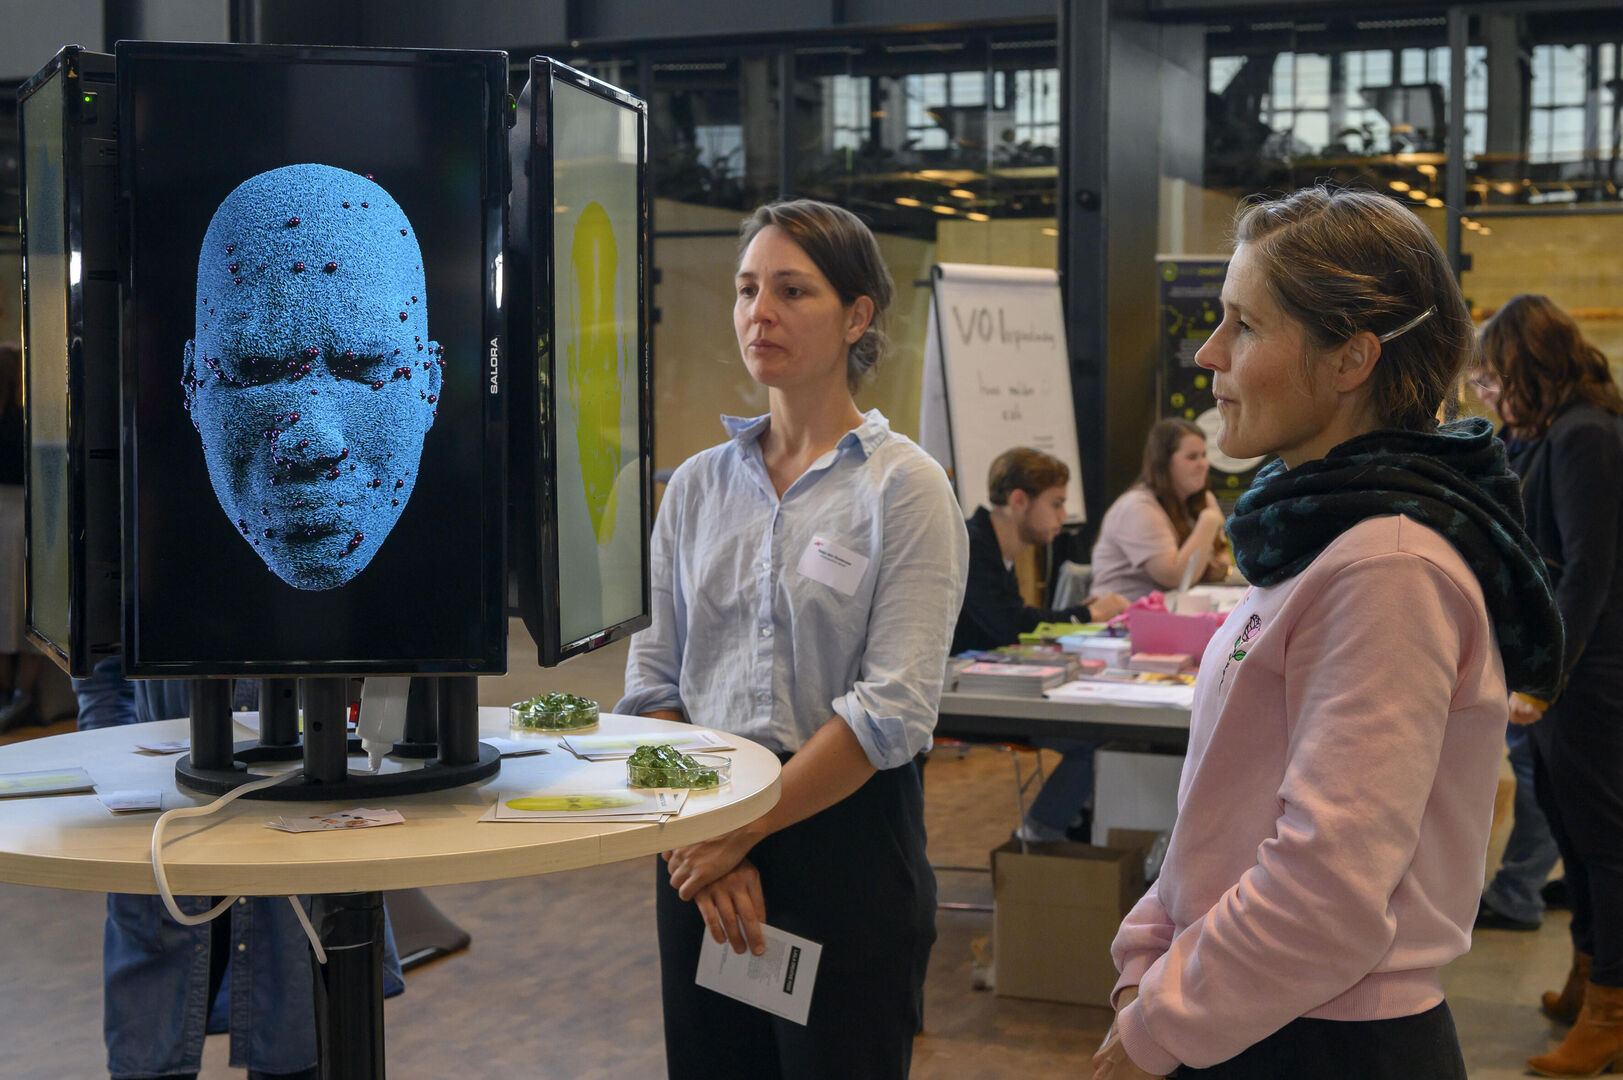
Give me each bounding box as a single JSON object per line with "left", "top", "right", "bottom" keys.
{"left": 183, "top": 164, "right": 441, "bottom": 591}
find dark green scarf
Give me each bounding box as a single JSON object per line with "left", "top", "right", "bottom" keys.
{"left": 1227, "top": 418, "right": 1564, "bottom": 697}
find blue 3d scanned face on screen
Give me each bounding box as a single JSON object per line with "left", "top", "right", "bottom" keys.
{"left": 182, "top": 164, "right": 443, "bottom": 591}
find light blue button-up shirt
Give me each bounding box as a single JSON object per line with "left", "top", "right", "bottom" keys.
{"left": 617, "top": 409, "right": 969, "bottom": 770}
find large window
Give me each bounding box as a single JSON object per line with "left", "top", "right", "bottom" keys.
{"left": 1183, "top": 8, "right": 1623, "bottom": 393}
{"left": 552, "top": 28, "right": 1060, "bottom": 474}
{"left": 649, "top": 56, "right": 780, "bottom": 212}
{"left": 1461, "top": 8, "right": 1623, "bottom": 378}
{"left": 791, "top": 35, "right": 1059, "bottom": 241}
{"left": 1204, "top": 28, "right": 1484, "bottom": 198}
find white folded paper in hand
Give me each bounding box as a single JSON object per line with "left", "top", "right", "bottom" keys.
{"left": 695, "top": 922, "right": 822, "bottom": 1026}
{"left": 266, "top": 808, "right": 405, "bottom": 833}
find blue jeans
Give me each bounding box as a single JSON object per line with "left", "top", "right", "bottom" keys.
{"left": 1026, "top": 739, "right": 1096, "bottom": 835}
{"left": 1482, "top": 724, "right": 1560, "bottom": 924}
{"left": 76, "top": 659, "right": 404, "bottom": 1077}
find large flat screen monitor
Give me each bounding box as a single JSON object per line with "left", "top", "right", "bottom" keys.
{"left": 18, "top": 45, "right": 121, "bottom": 677}
{"left": 117, "top": 42, "right": 509, "bottom": 677}
{"left": 510, "top": 58, "right": 651, "bottom": 666}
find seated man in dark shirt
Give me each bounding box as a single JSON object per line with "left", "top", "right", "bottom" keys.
{"left": 952, "top": 447, "right": 1126, "bottom": 655}
{"left": 951, "top": 447, "right": 1126, "bottom": 843}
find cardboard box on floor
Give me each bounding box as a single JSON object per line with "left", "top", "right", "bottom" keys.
{"left": 991, "top": 829, "right": 1158, "bottom": 1007}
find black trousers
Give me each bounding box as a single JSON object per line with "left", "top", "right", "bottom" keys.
{"left": 1170, "top": 1002, "right": 1465, "bottom": 1079}
{"left": 655, "top": 760, "right": 935, "bottom": 1080}
{"left": 1530, "top": 676, "right": 1623, "bottom": 985}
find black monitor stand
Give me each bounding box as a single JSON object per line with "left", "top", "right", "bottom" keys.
{"left": 173, "top": 675, "right": 499, "bottom": 800}
{"left": 173, "top": 675, "right": 491, "bottom": 1079}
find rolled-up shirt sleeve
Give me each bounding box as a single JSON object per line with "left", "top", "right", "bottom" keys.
{"left": 616, "top": 470, "right": 688, "bottom": 718}
{"left": 832, "top": 457, "right": 969, "bottom": 769}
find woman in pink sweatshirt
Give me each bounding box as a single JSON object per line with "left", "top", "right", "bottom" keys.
{"left": 1092, "top": 187, "right": 1564, "bottom": 1080}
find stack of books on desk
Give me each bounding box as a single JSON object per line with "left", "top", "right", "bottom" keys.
{"left": 1079, "top": 667, "right": 1198, "bottom": 687}
{"left": 955, "top": 662, "right": 1070, "bottom": 697}
{"left": 1060, "top": 635, "right": 1133, "bottom": 668}
{"left": 958, "top": 646, "right": 1090, "bottom": 682}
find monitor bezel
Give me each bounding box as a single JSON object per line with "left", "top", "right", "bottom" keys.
{"left": 115, "top": 40, "right": 511, "bottom": 677}
{"left": 518, "top": 56, "right": 653, "bottom": 667}
{"left": 18, "top": 45, "right": 119, "bottom": 677}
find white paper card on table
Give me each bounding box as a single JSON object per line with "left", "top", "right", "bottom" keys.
{"left": 559, "top": 731, "right": 731, "bottom": 761}
{"left": 477, "top": 804, "right": 673, "bottom": 824}
{"left": 135, "top": 739, "right": 191, "bottom": 755}
{"left": 266, "top": 808, "right": 405, "bottom": 833}
{"left": 0, "top": 767, "right": 96, "bottom": 798}
{"left": 98, "top": 790, "right": 164, "bottom": 813}
{"left": 694, "top": 922, "right": 823, "bottom": 1025}
{"left": 483, "top": 789, "right": 687, "bottom": 823}
{"left": 479, "top": 737, "right": 552, "bottom": 758}
{"left": 795, "top": 534, "right": 869, "bottom": 597}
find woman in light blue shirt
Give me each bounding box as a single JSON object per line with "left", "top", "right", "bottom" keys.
{"left": 618, "top": 199, "right": 968, "bottom": 1079}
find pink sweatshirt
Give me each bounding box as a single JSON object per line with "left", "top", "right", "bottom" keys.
{"left": 1111, "top": 515, "right": 1508, "bottom": 1075}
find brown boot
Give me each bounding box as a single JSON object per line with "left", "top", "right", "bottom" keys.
{"left": 1545, "top": 952, "right": 1595, "bottom": 1024}
{"left": 1528, "top": 982, "right": 1623, "bottom": 1077}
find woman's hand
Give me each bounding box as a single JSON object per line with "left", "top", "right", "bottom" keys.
{"left": 1093, "top": 989, "right": 1164, "bottom": 1080}
{"left": 1198, "top": 491, "right": 1225, "bottom": 526}
{"left": 1508, "top": 692, "right": 1546, "bottom": 727}
{"left": 664, "top": 828, "right": 758, "bottom": 900}
{"left": 692, "top": 859, "right": 767, "bottom": 955}
{"left": 1092, "top": 1029, "right": 1165, "bottom": 1080}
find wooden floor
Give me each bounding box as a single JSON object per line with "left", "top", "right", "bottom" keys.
{"left": 0, "top": 627, "right": 1584, "bottom": 1077}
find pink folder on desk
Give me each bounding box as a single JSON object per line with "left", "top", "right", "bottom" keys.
{"left": 1128, "top": 609, "right": 1224, "bottom": 658}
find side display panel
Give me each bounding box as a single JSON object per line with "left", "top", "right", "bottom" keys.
{"left": 119, "top": 45, "right": 507, "bottom": 675}
{"left": 548, "top": 77, "right": 648, "bottom": 652}
{"left": 20, "top": 47, "right": 120, "bottom": 677}
{"left": 20, "top": 67, "right": 71, "bottom": 654}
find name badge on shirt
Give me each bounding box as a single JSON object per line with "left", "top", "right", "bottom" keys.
{"left": 796, "top": 535, "right": 870, "bottom": 597}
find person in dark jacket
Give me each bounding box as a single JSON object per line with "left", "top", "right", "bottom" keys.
{"left": 1476, "top": 293, "right": 1623, "bottom": 1077}
{"left": 951, "top": 447, "right": 1127, "bottom": 843}
{"left": 952, "top": 447, "right": 1128, "bottom": 656}
{"left": 1468, "top": 364, "right": 1563, "bottom": 933}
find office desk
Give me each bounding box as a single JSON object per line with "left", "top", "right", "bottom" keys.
{"left": 0, "top": 709, "right": 780, "bottom": 1076}
{"left": 936, "top": 690, "right": 1191, "bottom": 750}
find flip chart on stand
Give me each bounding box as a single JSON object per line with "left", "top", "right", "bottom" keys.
{"left": 919, "top": 262, "right": 1085, "bottom": 521}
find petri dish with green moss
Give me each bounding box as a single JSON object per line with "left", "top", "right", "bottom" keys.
{"left": 508, "top": 692, "right": 599, "bottom": 734}
{"left": 625, "top": 745, "right": 730, "bottom": 789}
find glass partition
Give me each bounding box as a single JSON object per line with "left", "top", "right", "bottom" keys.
{"left": 634, "top": 29, "right": 1059, "bottom": 480}
{"left": 1461, "top": 8, "right": 1623, "bottom": 384}
{"left": 1188, "top": 20, "right": 1472, "bottom": 258}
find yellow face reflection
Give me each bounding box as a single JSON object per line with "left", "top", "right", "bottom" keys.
{"left": 568, "top": 201, "right": 626, "bottom": 545}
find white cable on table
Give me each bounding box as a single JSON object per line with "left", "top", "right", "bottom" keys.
{"left": 149, "top": 769, "right": 328, "bottom": 964}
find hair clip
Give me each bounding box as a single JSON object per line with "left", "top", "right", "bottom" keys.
{"left": 1377, "top": 305, "right": 1437, "bottom": 343}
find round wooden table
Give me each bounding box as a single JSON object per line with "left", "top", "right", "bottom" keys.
{"left": 0, "top": 708, "right": 781, "bottom": 1076}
